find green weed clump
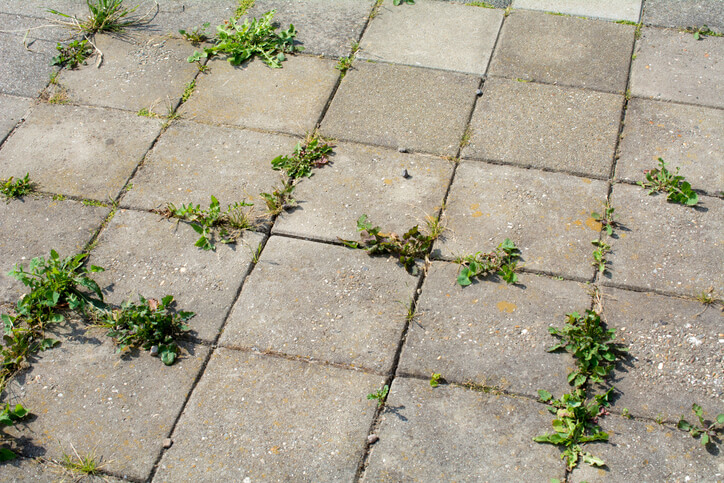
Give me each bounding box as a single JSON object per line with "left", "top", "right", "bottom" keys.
{"left": 678, "top": 404, "right": 724, "bottom": 448}
{"left": 367, "top": 384, "right": 389, "bottom": 407}
{"left": 1, "top": 173, "right": 34, "bottom": 201}
{"left": 50, "top": 0, "right": 144, "bottom": 35}
{"left": 0, "top": 403, "right": 30, "bottom": 461}
{"left": 639, "top": 158, "right": 698, "bottom": 206}
{"left": 271, "top": 133, "right": 334, "bottom": 179}
{"left": 51, "top": 39, "right": 93, "bottom": 68}
{"left": 455, "top": 239, "right": 520, "bottom": 286}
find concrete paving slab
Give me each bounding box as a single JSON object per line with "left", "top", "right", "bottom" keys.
{"left": 607, "top": 183, "right": 723, "bottom": 296}
{"left": 600, "top": 286, "right": 723, "bottom": 422}
{"left": 630, "top": 27, "right": 724, "bottom": 109}
{"left": 441, "top": 0, "right": 511, "bottom": 6}
{"left": 399, "top": 262, "right": 589, "bottom": 397}
{"left": 0, "top": 93, "right": 32, "bottom": 144}
{"left": 136, "top": 0, "right": 238, "bottom": 38}
{"left": 321, "top": 62, "right": 478, "bottom": 157}
{"left": 358, "top": 0, "right": 503, "bottom": 76}
{"left": 122, "top": 120, "right": 297, "bottom": 211}
{"left": 155, "top": 348, "right": 383, "bottom": 481}
{"left": 88, "top": 209, "right": 264, "bottom": 343}
{"left": 488, "top": 10, "right": 634, "bottom": 93}
{"left": 437, "top": 162, "right": 609, "bottom": 280}
{"left": 363, "top": 377, "right": 567, "bottom": 481}
{"left": 513, "top": 0, "right": 642, "bottom": 22}
{"left": 617, "top": 98, "right": 723, "bottom": 196}
{"left": 0, "top": 13, "right": 68, "bottom": 42}
{"left": 273, "top": 142, "right": 453, "bottom": 242}
{"left": 0, "top": 34, "right": 56, "bottom": 98}
{"left": 244, "top": 0, "right": 376, "bottom": 58}
{"left": 2, "top": 322, "right": 209, "bottom": 481}
{"left": 220, "top": 236, "right": 419, "bottom": 373}
{"left": 643, "top": 0, "right": 724, "bottom": 33}
{"left": 462, "top": 78, "right": 623, "bottom": 178}
{"left": 0, "top": 197, "right": 108, "bottom": 303}
{"left": 179, "top": 55, "right": 338, "bottom": 136}
{"left": 569, "top": 414, "right": 723, "bottom": 482}
{"left": 0, "top": 1, "right": 88, "bottom": 18}
{"left": 0, "top": 103, "right": 161, "bottom": 200}
{"left": 0, "top": 457, "right": 125, "bottom": 482}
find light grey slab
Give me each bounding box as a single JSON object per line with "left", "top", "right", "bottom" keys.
{"left": 0, "top": 93, "right": 32, "bottom": 144}
{"left": 643, "top": 0, "right": 724, "bottom": 33}
{"left": 513, "top": 0, "right": 642, "bottom": 22}
{"left": 0, "top": 33, "right": 56, "bottom": 98}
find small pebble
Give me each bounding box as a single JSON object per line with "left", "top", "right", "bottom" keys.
{"left": 398, "top": 147, "right": 408, "bottom": 153}
{"left": 150, "top": 345, "right": 159, "bottom": 356}
{"left": 163, "top": 438, "right": 173, "bottom": 449}
{"left": 475, "top": 89, "right": 483, "bottom": 96}
{"left": 367, "top": 434, "right": 379, "bottom": 444}
{"left": 401, "top": 169, "right": 409, "bottom": 179}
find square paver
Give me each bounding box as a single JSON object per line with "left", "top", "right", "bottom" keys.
{"left": 136, "top": 0, "right": 239, "bottom": 38}
{"left": 0, "top": 197, "right": 108, "bottom": 303}
{"left": 244, "top": 0, "right": 376, "bottom": 58}
{"left": 155, "top": 348, "right": 383, "bottom": 481}
{"left": 512, "top": 0, "right": 642, "bottom": 22}
{"left": 607, "top": 183, "right": 723, "bottom": 297}
{"left": 0, "top": 33, "right": 56, "bottom": 98}
{"left": 179, "top": 55, "right": 338, "bottom": 136}
{"left": 0, "top": 1, "right": 88, "bottom": 17}
{"left": 321, "top": 61, "right": 478, "bottom": 156}
{"left": 0, "top": 93, "right": 31, "bottom": 144}
{"left": 437, "top": 162, "right": 609, "bottom": 280}
{"left": 462, "top": 78, "right": 623, "bottom": 178}
{"left": 631, "top": 27, "right": 724, "bottom": 109}
{"left": 273, "top": 142, "right": 454, "bottom": 242}
{"left": 2, "top": 322, "right": 209, "bottom": 481}
{"left": 599, "top": 286, "right": 723, "bottom": 422}
{"left": 0, "top": 103, "right": 161, "bottom": 200}
{"left": 220, "top": 236, "right": 419, "bottom": 373}
{"left": 617, "top": 98, "right": 723, "bottom": 196}
{"left": 489, "top": 10, "right": 634, "bottom": 92}
{"left": 399, "top": 262, "right": 590, "bottom": 397}
{"left": 0, "top": 13, "right": 67, "bottom": 42}
{"left": 358, "top": 0, "right": 503, "bottom": 75}
{"left": 122, "top": 121, "right": 298, "bottom": 211}
{"left": 364, "top": 378, "right": 567, "bottom": 481}
{"left": 88, "top": 209, "right": 265, "bottom": 343}
{"left": 57, "top": 35, "right": 200, "bottom": 112}
{"left": 643, "top": 0, "right": 724, "bottom": 33}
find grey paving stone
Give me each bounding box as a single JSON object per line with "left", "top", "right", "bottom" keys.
{"left": 0, "top": 13, "right": 68, "bottom": 42}
{"left": 1, "top": 323, "right": 209, "bottom": 481}
{"left": 0, "top": 1, "right": 87, "bottom": 17}
{"left": 607, "top": 183, "right": 723, "bottom": 297}
{"left": 122, "top": 121, "right": 296, "bottom": 211}
{"left": 617, "top": 98, "right": 723, "bottom": 196}
{"left": 488, "top": 10, "right": 634, "bottom": 93}
{"left": 643, "top": 0, "right": 724, "bottom": 33}
{"left": 0, "top": 197, "right": 108, "bottom": 303}
{"left": 600, "top": 286, "right": 723, "bottom": 422}
{"left": 437, "top": 162, "right": 609, "bottom": 280}
{"left": 220, "top": 236, "right": 419, "bottom": 373}
{"left": 321, "top": 62, "right": 478, "bottom": 157}
{"left": 57, "top": 35, "right": 199, "bottom": 112}
{"left": 245, "top": 0, "right": 376, "bottom": 58}
{"left": 441, "top": 0, "right": 511, "bottom": 6}
{"left": 88, "top": 209, "right": 264, "bottom": 343}
{"left": 364, "top": 378, "right": 567, "bottom": 481}
{"left": 630, "top": 27, "right": 724, "bottom": 109}
{"left": 155, "top": 348, "right": 383, "bottom": 481}
{"left": 569, "top": 414, "right": 723, "bottom": 482}
{"left": 512, "top": 0, "right": 642, "bottom": 22}
{"left": 0, "top": 93, "right": 32, "bottom": 144}
{"left": 398, "top": 262, "right": 589, "bottom": 397}
{"left": 0, "top": 103, "right": 161, "bottom": 200}
{"left": 136, "top": 0, "right": 239, "bottom": 38}
{"left": 0, "top": 457, "right": 125, "bottom": 482}
{"left": 273, "top": 142, "right": 453, "bottom": 242}
{"left": 462, "top": 78, "right": 623, "bottom": 177}
{"left": 0, "top": 34, "right": 56, "bottom": 97}
{"left": 358, "top": 0, "right": 503, "bottom": 75}
{"left": 180, "top": 55, "right": 338, "bottom": 136}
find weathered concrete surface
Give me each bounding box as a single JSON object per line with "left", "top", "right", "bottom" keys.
{"left": 0, "top": 0, "right": 88, "bottom": 18}
{"left": 438, "top": 162, "right": 608, "bottom": 280}
{"left": 273, "top": 142, "right": 453, "bottom": 242}
{"left": 155, "top": 348, "right": 383, "bottom": 481}
{"left": 321, "top": 61, "right": 478, "bottom": 156}
{"left": 607, "top": 184, "right": 723, "bottom": 297}
{"left": 489, "top": 10, "right": 634, "bottom": 93}
{"left": 180, "top": 55, "right": 338, "bottom": 136}
{"left": 0, "top": 13, "right": 67, "bottom": 42}
{"left": 643, "top": 0, "right": 724, "bottom": 33}
{"left": 88, "top": 209, "right": 265, "bottom": 343}
{"left": 137, "top": 0, "right": 239, "bottom": 38}
{"left": 122, "top": 120, "right": 297, "bottom": 211}
{"left": 463, "top": 78, "right": 623, "bottom": 178}
{"left": 220, "top": 236, "right": 419, "bottom": 373}
{"left": 0, "top": 93, "right": 31, "bottom": 143}
{"left": 0, "top": 103, "right": 161, "bottom": 200}
{"left": 617, "top": 98, "right": 723, "bottom": 196}
{"left": 0, "top": 34, "right": 55, "bottom": 98}
{"left": 0, "top": 457, "right": 125, "bottom": 482}
{"left": 0, "top": 197, "right": 108, "bottom": 303}
{"left": 512, "top": 0, "right": 642, "bottom": 22}
{"left": 631, "top": 27, "right": 724, "bottom": 109}
{"left": 359, "top": 0, "right": 503, "bottom": 75}
{"left": 398, "top": 262, "right": 588, "bottom": 397}
{"left": 363, "top": 377, "right": 567, "bottom": 481}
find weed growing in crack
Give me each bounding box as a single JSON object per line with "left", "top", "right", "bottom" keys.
{"left": 60, "top": 445, "right": 105, "bottom": 475}
{"left": 393, "top": 0, "right": 415, "bottom": 5}
{"left": 335, "top": 41, "right": 359, "bottom": 77}
{"left": 429, "top": 373, "right": 442, "bottom": 388}
{"left": 591, "top": 239, "right": 611, "bottom": 275}
{"left": 1, "top": 173, "right": 34, "bottom": 201}
{"left": 684, "top": 25, "right": 723, "bottom": 40}
{"left": 467, "top": 1, "right": 495, "bottom": 7}
{"left": 678, "top": 404, "right": 724, "bottom": 448}
{"left": 638, "top": 158, "right": 698, "bottom": 206}
{"left": 179, "top": 22, "right": 210, "bottom": 43}
{"left": 271, "top": 132, "right": 334, "bottom": 179}
{"left": 49, "top": 0, "right": 148, "bottom": 35}
{"left": 235, "top": 0, "right": 256, "bottom": 20}
{"left": 367, "top": 384, "right": 389, "bottom": 407}
{"left": 0, "top": 403, "right": 30, "bottom": 461}
{"left": 51, "top": 39, "right": 93, "bottom": 68}
{"left": 181, "top": 79, "right": 195, "bottom": 103}
{"left": 260, "top": 178, "right": 297, "bottom": 216}
{"left": 591, "top": 202, "right": 618, "bottom": 236}
{"left": 454, "top": 239, "right": 520, "bottom": 286}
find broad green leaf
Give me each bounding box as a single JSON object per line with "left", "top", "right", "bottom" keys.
{"left": 701, "top": 433, "right": 709, "bottom": 446}
{"left": 538, "top": 389, "right": 552, "bottom": 402}
{"left": 0, "top": 448, "right": 17, "bottom": 461}
{"left": 716, "top": 414, "right": 724, "bottom": 424}
{"left": 677, "top": 419, "right": 692, "bottom": 431}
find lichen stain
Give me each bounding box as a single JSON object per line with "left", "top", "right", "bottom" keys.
{"left": 496, "top": 301, "right": 516, "bottom": 313}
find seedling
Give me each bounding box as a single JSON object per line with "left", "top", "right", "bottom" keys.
{"left": 393, "top": 0, "right": 415, "bottom": 5}
{"left": 367, "top": 384, "right": 389, "bottom": 407}
{"left": 430, "top": 373, "right": 442, "bottom": 388}
{"left": 60, "top": 445, "right": 104, "bottom": 475}
{"left": 49, "top": 0, "right": 145, "bottom": 35}
{"left": 591, "top": 202, "right": 617, "bottom": 236}
{"left": 335, "top": 41, "right": 359, "bottom": 77}
{"left": 271, "top": 132, "right": 334, "bottom": 179}
{"left": 1, "top": 173, "right": 34, "bottom": 201}
{"left": 678, "top": 404, "right": 724, "bottom": 447}
{"left": 622, "top": 408, "right": 631, "bottom": 419}
{"left": 455, "top": 239, "right": 520, "bottom": 286}
{"left": 188, "top": 10, "right": 301, "bottom": 68}
{"left": 260, "top": 178, "right": 297, "bottom": 216}
{"left": 181, "top": 79, "right": 195, "bottom": 103}
{"left": 467, "top": 1, "right": 495, "bottom": 7}
{"left": 51, "top": 39, "right": 93, "bottom": 68}
{"left": 685, "top": 25, "right": 723, "bottom": 40}
{"left": 638, "top": 158, "right": 698, "bottom": 206}
{"left": 0, "top": 403, "right": 30, "bottom": 461}
{"left": 179, "top": 22, "right": 210, "bottom": 43}
{"left": 591, "top": 239, "right": 610, "bottom": 275}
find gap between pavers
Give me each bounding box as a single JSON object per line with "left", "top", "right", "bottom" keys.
{"left": 0, "top": 33, "right": 56, "bottom": 98}
{"left": 512, "top": 0, "right": 642, "bottom": 22}
{"left": 363, "top": 377, "right": 567, "bottom": 481}
{"left": 0, "top": 93, "right": 32, "bottom": 144}
{"left": 87, "top": 209, "right": 265, "bottom": 343}
{"left": 643, "top": 0, "right": 724, "bottom": 33}
{"left": 219, "top": 236, "right": 419, "bottom": 374}
{"left": 155, "top": 348, "right": 384, "bottom": 481}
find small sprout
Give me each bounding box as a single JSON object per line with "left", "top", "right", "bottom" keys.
{"left": 622, "top": 408, "right": 631, "bottom": 419}
{"left": 179, "top": 22, "right": 210, "bottom": 43}
{"left": 638, "top": 158, "right": 698, "bottom": 206}
{"left": 429, "top": 373, "right": 442, "bottom": 388}
{"left": 181, "top": 79, "right": 195, "bottom": 103}
{"left": 393, "top": 0, "right": 415, "bottom": 5}
{"left": 1, "top": 173, "right": 34, "bottom": 201}
{"left": 455, "top": 239, "right": 520, "bottom": 286}
{"left": 591, "top": 202, "right": 617, "bottom": 236}
{"left": 271, "top": 132, "right": 334, "bottom": 179}
{"left": 677, "top": 404, "right": 724, "bottom": 448}
{"left": 367, "top": 384, "right": 389, "bottom": 407}
{"left": 591, "top": 239, "right": 611, "bottom": 275}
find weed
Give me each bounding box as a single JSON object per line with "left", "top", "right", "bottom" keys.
{"left": 615, "top": 20, "right": 637, "bottom": 26}
{"left": 638, "top": 157, "right": 698, "bottom": 206}
{"left": 52, "top": 194, "right": 66, "bottom": 201}
{"left": 188, "top": 10, "right": 301, "bottom": 69}
{"left": 335, "top": 41, "right": 359, "bottom": 77}
{"left": 271, "top": 132, "right": 334, "bottom": 179}
{"left": 504, "top": 6, "right": 512, "bottom": 16}
{"left": 591, "top": 202, "right": 618, "bottom": 236}
{"left": 684, "top": 25, "right": 723, "bottom": 40}
{"left": 181, "top": 79, "right": 195, "bottom": 103}
{"left": 591, "top": 239, "right": 610, "bottom": 275}
{"left": 678, "top": 404, "right": 724, "bottom": 447}
{"left": 196, "top": 62, "right": 209, "bottom": 72}
{"left": 49, "top": 0, "right": 146, "bottom": 35}
{"left": 634, "top": 22, "right": 642, "bottom": 39}
{"left": 51, "top": 39, "right": 93, "bottom": 69}
{"left": 393, "top": 0, "right": 415, "bottom": 5}
{"left": 137, "top": 107, "right": 155, "bottom": 118}
{"left": 367, "top": 384, "right": 389, "bottom": 407}
{"left": 459, "top": 127, "right": 471, "bottom": 148}
{"left": 370, "top": 0, "right": 384, "bottom": 18}
{"left": 467, "top": 1, "right": 494, "bottom": 7}
{"left": 235, "top": 0, "right": 256, "bottom": 20}
{"left": 259, "top": 178, "right": 297, "bottom": 216}
{"left": 60, "top": 445, "right": 104, "bottom": 475}
{"left": 622, "top": 408, "right": 631, "bottom": 419}
{"left": 0, "top": 403, "right": 30, "bottom": 461}
{"left": 81, "top": 199, "right": 106, "bottom": 207}
{"left": 696, "top": 287, "right": 719, "bottom": 310}
{"left": 430, "top": 373, "right": 442, "bottom": 388}
{"left": 48, "top": 89, "right": 70, "bottom": 104}
{"left": 1, "top": 173, "right": 34, "bottom": 201}
{"left": 455, "top": 239, "right": 520, "bottom": 286}
{"left": 250, "top": 242, "right": 263, "bottom": 264}
{"left": 49, "top": 71, "right": 59, "bottom": 85}
{"left": 179, "top": 22, "right": 210, "bottom": 43}
{"left": 655, "top": 414, "right": 665, "bottom": 424}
